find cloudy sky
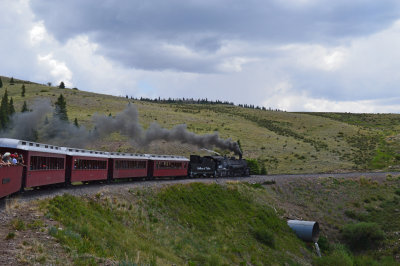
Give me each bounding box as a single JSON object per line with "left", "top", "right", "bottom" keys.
{"left": 1, "top": 0, "right": 400, "bottom": 112}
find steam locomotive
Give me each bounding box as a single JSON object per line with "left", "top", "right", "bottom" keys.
{"left": 0, "top": 138, "right": 249, "bottom": 199}
{"left": 189, "top": 155, "right": 250, "bottom": 178}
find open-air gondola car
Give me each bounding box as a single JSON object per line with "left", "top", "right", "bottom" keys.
{"left": 149, "top": 155, "right": 189, "bottom": 178}
{"left": 109, "top": 152, "right": 149, "bottom": 180}
{"left": 0, "top": 138, "right": 66, "bottom": 188}
{"left": 0, "top": 165, "right": 23, "bottom": 198}
{"left": 64, "top": 148, "right": 109, "bottom": 183}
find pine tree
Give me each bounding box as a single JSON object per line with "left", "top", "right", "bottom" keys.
{"left": 54, "top": 94, "right": 68, "bottom": 121}
{"left": 0, "top": 77, "right": 3, "bottom": 88}
{"left": 21, "top": 101, "right": 28, "bottom": 112}
{"left": 21, "top": 84, "right": 26, "bottom": 97}
{"left": 237, "top": 139, "right": 242, "bottom": 152}
{"left": 0, "top": 90, "right": 9, "bottom": 128}
{"left": 8, "top": 98, "right": 15, "bottom": 116}
{"left": 74, "top": 118, "right": 79, "bottom": 127}
{"left": 59, "top": 81, "right": 65, "bottom": 89}
{"left": 260, "top": 164, "right": 267, "bottom": 175}
{"left": 10, "top": 77, "right": 14, "bottom": 85}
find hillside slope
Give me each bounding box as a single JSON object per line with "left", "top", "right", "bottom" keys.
{"left": 1, "top": 75, "right": 399, "bottom": 174}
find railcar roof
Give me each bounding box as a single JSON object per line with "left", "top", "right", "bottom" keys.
{"left": 62, "top": 147, "right": 110, "bottom": 158}
{"left": 148, "top": 154, "right": 189, "bottom": 161}
{"left": 0, "top": 138, "right": 189, "bottom": 161}
{"left": 109, "top": 152, "right": 150, "bottom": 160}
{"left": 0, "top": 138, "right": 65, "bottom": 154}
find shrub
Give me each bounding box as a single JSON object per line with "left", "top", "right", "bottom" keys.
{"left": 252, "top": 227, "right": 275, "bottom": 248}
{"left": 28, "top": 219, "right": 44, "bottom": 229}
{"left": 317, "top": 236, "right": 332, "bottom": 254}
{"left": 313, "top": 244, "right": 352, "bottom": 266}
{"left": 5, "top": 232, "right": 15, "bottom": 240}
{"left": 260, "top": 165, "right": 267, "bottom": 175}
{"left": 12, "top": 219, "right": 26, "bottom": 231}
{"left": 344, "top": 210, "right": 367, "bottom": 221}
{"left": 342, "top": 222, "right": 385, "bottom": 250}
{"left": 246, "top": 159, "right": 260, "bottom": 175}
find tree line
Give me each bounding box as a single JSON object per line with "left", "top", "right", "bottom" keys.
{"left": 127, "top": 95, "right": 285, "bottom": 112}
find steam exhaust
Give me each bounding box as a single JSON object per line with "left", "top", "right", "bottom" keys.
{"left": 1, "top": 100, "right": 242, "bottom": 155}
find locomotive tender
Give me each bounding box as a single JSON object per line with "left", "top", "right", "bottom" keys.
{"left": 0, "top": 138, "right": 249, "bottom": 199}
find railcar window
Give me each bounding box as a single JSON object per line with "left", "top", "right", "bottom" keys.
{"left": 73, "top": 159, "right": 107, "bottom": 170}
{"left": 30, "top": 156, "right": 64, "bottom": 170}
{"left": 115, "top": 160, "right": 146, "bottom": 169}
{"left": 156, "top": 161, "right": 183, "bottom": 169}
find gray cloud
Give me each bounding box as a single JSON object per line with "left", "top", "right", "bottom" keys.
{"left": 1, "top": 0, "right": 400, "bottom": 112}
{"left": 30, "top": 0, "right": 400, "bottom": 72}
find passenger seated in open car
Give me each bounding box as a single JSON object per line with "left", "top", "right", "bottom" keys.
{"left": 2, "top": 152, "right": 12, "bottom": 166}
{"left": 11, "top": 154, "right": 18, "bottom": 165}
{"left": 0, "top": 154, "right": 7, "bottom": 167}
{"left": 17, "top": 153, "right": 24, "bottom": 165}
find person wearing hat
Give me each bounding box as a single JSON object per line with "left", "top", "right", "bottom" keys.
{"left": 11, "top": 154, "right": 18, "bottom": 165}
{"left": 2, "top": 152, "right": 11, "bottom": 166}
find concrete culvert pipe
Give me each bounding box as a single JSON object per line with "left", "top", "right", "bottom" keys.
{"left": 287, "top": 220, "right": 319, "bottom": 242}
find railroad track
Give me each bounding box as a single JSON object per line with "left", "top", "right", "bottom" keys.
{"left": 2, "top": 171, "right": 398, "bottom": 205}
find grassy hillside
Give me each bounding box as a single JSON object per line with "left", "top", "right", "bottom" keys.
{"left": 37, "top": 183, "right": 310, "bottom": 265}
{"left": 1, "top": 75, "right": 400, "bottom": 174}
{"left": 4, "top": 176, "right": 399, "bottom": 265}
{"left": 269, "top": 174, "right": 400, "bottom": 265}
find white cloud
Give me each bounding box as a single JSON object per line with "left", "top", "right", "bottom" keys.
{"left": 278, "top": 44, "right": 348, "bottom": 71}
{"left": 37, "top": 54, "right": 73, "bottom": 86}
{"left": 217, "top": 57, "right": 256, "bottom": 73}
{"left": 161, "top": 43, "right": 201, "bottom": 59}
{"left": 60, "top": 35, "right": 138, "bottom": 95}
{"left": 262, "top": 82, "right": 400, "bottom": 113}
{"left": 29, "top": 21, "right": 46, "bottom": 45}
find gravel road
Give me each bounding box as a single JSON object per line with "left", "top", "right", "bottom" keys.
{"left": 1, "top": 171, "right": 398, "bottom": 206}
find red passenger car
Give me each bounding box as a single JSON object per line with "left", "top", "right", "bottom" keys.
{"left": 0, "top": 165, "right": 23, "bottom": 198}
{"left": 64, "top": 148, "right": 109, "bottom": 183}
{"left": 0, "top": 138, "right": 66, "bottom": 188}
{"left": 149, "top": 155, "right": 189, "bottom": 178}
{"left": 110, "top": 152, "right": 149, "bottom": 180}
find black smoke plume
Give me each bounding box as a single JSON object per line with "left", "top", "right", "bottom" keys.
{"left": 1, "top": 100, "right": 241, "bottom": 155}
{"left": 144, "top": 123, "right": 241, "bottom": 155}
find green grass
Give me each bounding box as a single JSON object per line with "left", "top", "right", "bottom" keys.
{"left": 342, "top": 222, "right": 385, "bottom": 250}
{"left": 11, "top": 218, "right": 26, "bottom": 231}
{"left": 42, "top": 183, "right": 310, "bottom": 265}
{"left": 1, "top": 75, "right": 400, "bottom": 173}
{"left": 268, "top": 175, "right": 400, "bottom": 263}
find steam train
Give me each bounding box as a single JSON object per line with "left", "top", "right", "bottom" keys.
{"left": 0, "top": 138, "right": 249, "bottom": 199}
